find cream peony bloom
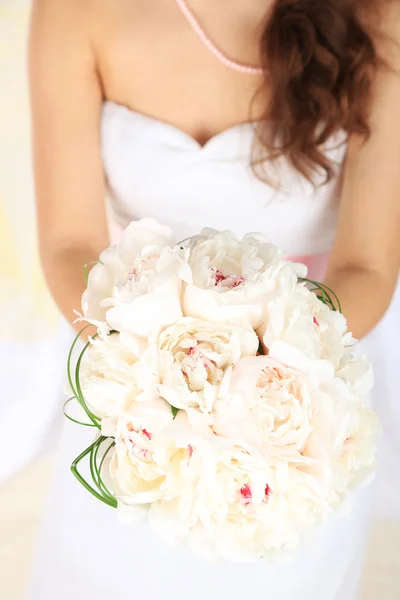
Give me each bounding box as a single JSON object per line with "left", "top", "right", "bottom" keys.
{"left": 109, "top": 398, "right": 174, "bottom": 506}
{"left": 79, "top": 331, "right": 163, "bottom": 439}
{"left": 337, "top": 353, "right": 374, "bottom": 397}
{"left": 155, "top": 317, "right": 259, "bottom": 418}
{"left": 259, "top": 277, "right": 356, "bottom": 368}
{"left": 332, "top": 403, "right": 380, "bottom": 493}
{"left": 149, "top": 442, "right": 333, "bottom": 562}
{"left": 79, "top": 332, "right": 144, "bottom": 421}
{"left": 213, "top": 354, "right": 317, "bottom": 460}
{"left": 183, "top": 229, "right": 306, "bottom": 329}
{"left": 202, "top": 452, "right": 335, "bottom": 562}
{"left": 81, "top": 218, "right": 192, "bottom": 338}
{"left": 213, "top": 347, "right": 341, "bottom": 485}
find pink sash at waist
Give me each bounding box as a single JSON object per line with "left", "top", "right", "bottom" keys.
{"left": 288, "top": 253, "right": 330, "bottom": 282}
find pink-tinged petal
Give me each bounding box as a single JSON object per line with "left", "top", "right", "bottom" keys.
{"left": 240, "top": 484, "right": 252, "bottom": 500}
{"left": 240, "top": 484, "right": 253, "bottom": 505}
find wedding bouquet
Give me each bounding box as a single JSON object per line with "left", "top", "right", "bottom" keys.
{"left": 66, "top": 218, "right": 380, "bottom": 562}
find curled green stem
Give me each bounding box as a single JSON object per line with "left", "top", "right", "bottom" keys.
{"left": 299, "top": 278, "right": 342, "bottom": 313}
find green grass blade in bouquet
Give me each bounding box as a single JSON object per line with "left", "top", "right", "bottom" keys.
{"left": 66, "top": 326, "right": 101, "bottom": 428}
{"left": 67, "top": 324, "right": 117, "bottom": 506}
{"left": 83, "top": 260, "right": 103, "bottom": 286}
{"left": 71, "top": 436, "right": 117, "bottom": 508}
{"left": 63, "top": 397, "right": 97, "bottom": 427}
{"left": 298, "top": 277, "right": 342, "bottom": 313}
{"left": 67, "top": 327, "right": 101, "bottom": 430}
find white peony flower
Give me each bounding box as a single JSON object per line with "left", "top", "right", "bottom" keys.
{"left": 183, "top": 229, "right": 306, "bottom": 329}
{"left": 213, "top": 346, "right": 342, "bottom": 483}
{"left": 112, "top": 408, "right": 223, "bottom": 523}
{"left": 154, "top": 317, "right": 259, "bottom": 418}
{"left": 258, "top": 278, "right": 356, "bottom": 368}
{"left": 202, "top": 451, "right": 333, "bottom": 562}
{"left": 109, "top": 398, "right": 174, "bottom": 506}
{"left": 336, "top": 353, "right": 374, "bottom": 397}
{"left": 79, "top": 332, "right": 143, "bottom": 420}
{"left": 81, "top": 218, "right": 192, "bottom": 338}
{"left": 79, "top": 331, "right": 162, "bottom": 439}
{"left": 332, "top": 402, "right": 380, "bottom": 493}
{"left": 213, "top": 354, "right": 317, "bottom": 461}
{"left": 149, "top": 442, "right": 332, "bottom": 562}
{"left": 148, "top": 446, "right": 272, "bottom": 561}
{"left": 148, "top": 414, "right": 230, "bottom": 542}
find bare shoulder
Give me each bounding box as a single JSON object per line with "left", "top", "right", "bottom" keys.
{"left": 30, "top": 0, "right": 91, "bottom": 31}
{"left": 29, "top": 0, "right": 146, "bottom": 60}
{"left": 29, "top": 0, "right": 108, "bottom": 255}
{"left": 29, "top": 0, "right": 94, "bottom": 62}
{"left": 355, "top": 1, "right": 400, "bottom": 137}
{"left": 375, "top": 0, "right": 400, "bottom": 68}
{"left": 28, "top": 0, "right": 102, "bottom": 104}
{"left": 380, "top": 0, "right": 400, "bottom": 28}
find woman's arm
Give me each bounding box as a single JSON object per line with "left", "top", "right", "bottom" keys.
{"left": 324, "top": 18, "right": 400, "bottom": 339}
{"left": 29, "top": 0, "right": 108, "bottom": 336}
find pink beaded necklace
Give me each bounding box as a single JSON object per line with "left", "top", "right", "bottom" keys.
{"left": 175, "top": 0, "right": 265, "bottom": 76}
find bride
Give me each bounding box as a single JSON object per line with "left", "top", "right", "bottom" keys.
{"left": 27, "top": 0, "right": 400, "bottom": 598}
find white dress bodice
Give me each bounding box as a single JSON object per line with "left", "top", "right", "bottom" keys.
{"left": 102, "top": 101, "right": 347, "bottom": 256}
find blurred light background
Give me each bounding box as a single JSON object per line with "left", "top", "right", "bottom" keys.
{"left": 0, "top": 2, "right": 72, "bottom": 597}
{"left": 0, "top": 2, "right": 398, "bottom": 599}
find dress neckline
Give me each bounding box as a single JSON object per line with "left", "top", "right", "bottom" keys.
{"left": 103, "top": 100, "right": 260, "bottom": 151}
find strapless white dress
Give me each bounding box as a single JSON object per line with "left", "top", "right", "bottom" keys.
{"left": 27, "top": 101, "right": 396, "bottom": 599}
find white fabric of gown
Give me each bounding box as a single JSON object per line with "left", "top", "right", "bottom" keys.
{"left": 27, "top": 101, "right": 399, "bottom": 600}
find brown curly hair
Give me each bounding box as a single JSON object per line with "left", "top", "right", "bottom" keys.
{"left": 254, "top": 0, "right": 388, "bottom": 183}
